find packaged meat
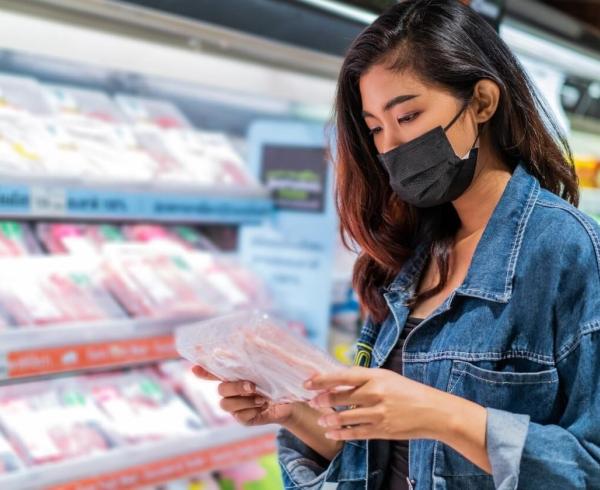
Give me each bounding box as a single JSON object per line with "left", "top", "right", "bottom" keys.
{"left": 115, "top": 95, "right": 191, "bottom": 129}
{"left": 121, "top": 224, "right": 191, "bottom": 249}
{"left": 0, "top": 73, "right": 53, "bottom": 115}
{"left": 157, "top": 360, "right": 234, "bottom": 426}
{"left": 36, "top": 222, "right": 125, "bottom": 254}
{"left": 175, "top": 310, "right": 343, "bottom": 403}
{"left": 0, "top": 221, "right": 41, "bottom": 256}
{"left": 88, "top": 370, "right": 204, "bottom": 444}
{"left": 102, "top": 245, "right": 227, "bottom": 318}
{"left": 0, "top": 381, "right": 114, "bottom": 465}
{"left": 171, "top": 226, "right": 219, "bottom": 252}
{"left": 187, "top": 253, "right": 271, "bottom": 309}
{"left": 0, "top": 431, "right": 22, "bottom": 474}
{"left": 0, "top": 257, "right": 125, "bottom": 326}
{"left": 44, "top": 85, "right": 126, "bottom": 124}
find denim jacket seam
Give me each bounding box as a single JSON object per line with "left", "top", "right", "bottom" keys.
{"left": 556, "top": 319, "right": 600, "bottom": 363}
{"left": 286, "top": 457, "right": 327, "bottom": 474}
{"left": 537, "top": 199, "right": 600, "bottom": 282}
{"left": 453, "top": 369, "right": 558, "bottom": 385}
{"left": 506, "top": 181, "right": 540, "bottom": 295}
{"left": 280, "top": 460, "right": 327, "bottom": 489}
{"left": 402, "top": 350, "right": 555, "bottom": 365}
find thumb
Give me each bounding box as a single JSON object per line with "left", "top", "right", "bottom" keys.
{"left": 192, "top": 365, "right": 220, "bottom": 381}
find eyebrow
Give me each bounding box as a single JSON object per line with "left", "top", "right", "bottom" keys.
{"left": 361, "top": 94, "right": 419, "bottom": 118}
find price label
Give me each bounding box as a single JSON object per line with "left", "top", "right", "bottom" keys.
{"left": 30, "top": 185, "right": 67, "bottom": 216}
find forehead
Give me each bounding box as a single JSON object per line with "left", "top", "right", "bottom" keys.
{"left": 359, "top": 64, "right": 430, "bottom": 110}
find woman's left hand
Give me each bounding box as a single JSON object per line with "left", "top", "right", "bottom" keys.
{"left": 305, "top": 366, "right": 450, "bottom": 442}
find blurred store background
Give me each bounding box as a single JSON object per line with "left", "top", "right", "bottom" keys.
{"left": 0, "top": 0, "right": 597, "bottom": 489}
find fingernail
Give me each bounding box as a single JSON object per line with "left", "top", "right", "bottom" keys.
{"left": 318, "top": 418, "right": 326, "bottom": 427}
{"left": 243, "top": 382, "right": 253, "bottom": 393}
{"left": 325, "top": 432, "right": 334, "bottom": 439}
{"left": 304, "top": 380, "right": 313, "bottom": 389}
{"left": 255, "top": 397, "right": 265, "bottom": 406}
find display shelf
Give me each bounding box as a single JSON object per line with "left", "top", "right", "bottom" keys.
{"left": 0, "top": 316, "right": 204, "bottom": 380}
{"left": 0, "top": 424, "right": 277, "bottom": 490}
{"left": 0, "top": 178, "right": 273, "bottom": 224}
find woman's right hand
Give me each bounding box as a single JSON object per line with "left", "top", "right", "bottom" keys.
{"left": 192, "top": 366, "right": 296, "bottom": 427}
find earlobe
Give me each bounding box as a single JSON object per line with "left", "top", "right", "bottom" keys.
{"left": 473, "top": 79, "right": 500, "bottom": 124}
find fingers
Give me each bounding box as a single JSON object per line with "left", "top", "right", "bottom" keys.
{"left": 220, "top": 395, "right": 267, "bottom": 413}
{"left": 324, "top": 425, "right": 375, "bottom": 441}
{"left": 318, "top": 407, "right": 379, "bottom": 429}
{"left": 309, "top": 388, "right": 357, "bottom": 409}
{"left": 191, "top": 365, "right": 220, "bottom": 381}
{"left": 305, "top": 367, "right": 371, "bottom": 391}
{"left": 217, "top": 380, "right": 256, "bottom": 397}
{"left": 309, "top": 383, "right": 379, "bottom": 409}
{"left": 233, "top": 407, "right": 265, "bottom": 425}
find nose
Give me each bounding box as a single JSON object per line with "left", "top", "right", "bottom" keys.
{"left": 380, "top": 130, "right": 404, "bottom": 154}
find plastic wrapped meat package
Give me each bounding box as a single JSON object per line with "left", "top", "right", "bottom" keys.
{"left": 0, "top": 256, "right": 126, "bottom": 327}
{"left": 186, "top": 253, "right": 271, "bottom": 310}
{"left": 115, "top": 95, "right": 191, "bottom": 130}
{"left": 157, "top": 360, "right": 234, "bottom": 426}
{"left": 0, "top": 380, "right": 115, "bottom": 466}
{"left": 0, "top": 74, "right": 53, "bottom": 116}
{"left": 87, "top": 370, "right": 204, "bottom": 444}
{"left": 36, "top": 222, "right": 125, "bottom": 254}
{"left": 0, "top": 221, "right": 41, "bottom": 256}
{"left": 160, "top": 129, "right": 256, "bottom": 188}
{"left": 51, "top": 116, "right": 159, "bottom": 183}
{"left": 132, "top": 126, "right": 192, "bottom": 183}
{"left": 0, "top": 110, "right": 56, "bottom": 176}
{"left": 102, "top": 244, "right": 228, "bottom": 318}
{"left": 43, "top": 84, "right": 125, "bottom": 124}
{"left": 0, "top": 431, "right": 22, "bottom": 474}
{"left": 175, "top": 310, "right": 344, "bottom": 403}
{"left": 121, "top": 224, "right": 192, "bottom": 250}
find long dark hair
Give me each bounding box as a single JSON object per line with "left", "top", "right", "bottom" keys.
{"left": 333, "top": 0, "right": 579, "bottom": 324}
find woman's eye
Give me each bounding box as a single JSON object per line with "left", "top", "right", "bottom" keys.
{"left": 368, "top": 127, "right": 382, "bottom": 136}
{"left": 397, "top": 112, "right": 419, "bottom": 124}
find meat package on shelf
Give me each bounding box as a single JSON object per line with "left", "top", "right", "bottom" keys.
{"left": 0, "top": 365, "right": 209, "bottom": 473}
{"left": 0, "top": 73, "right": 259, "bottom": 188}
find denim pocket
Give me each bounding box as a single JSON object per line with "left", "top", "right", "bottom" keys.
{"left": 433, "top": 359, "right": 559, "bottom": 479}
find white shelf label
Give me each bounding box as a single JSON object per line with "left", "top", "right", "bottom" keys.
{"left": 30, "top": 186, "right": 67, "bottom": 216}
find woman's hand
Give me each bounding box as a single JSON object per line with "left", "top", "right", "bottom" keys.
{"left": 305, "top": 366, "right": 452, "bottom": 442}
{"left": 192, "top": 366, "right": 295, "bottom": 427}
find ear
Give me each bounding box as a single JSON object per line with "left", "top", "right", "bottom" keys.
{"left": 472, "top": 79, "right": 500, "bottom": 124}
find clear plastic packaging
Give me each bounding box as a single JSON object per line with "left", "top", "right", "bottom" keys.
{"left": 175, "top": 310, "right": 342, "bottom": 403}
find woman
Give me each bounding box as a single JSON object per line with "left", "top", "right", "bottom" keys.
{"left": 194, "top": 1, "right": 600, "bottom": 488}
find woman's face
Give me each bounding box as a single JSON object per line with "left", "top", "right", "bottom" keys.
{"left": 359, "top": 64, "right": 478, "bottom": 157}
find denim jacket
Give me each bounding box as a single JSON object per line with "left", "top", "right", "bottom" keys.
{"left": 277, "top": 163, "right": 600, "bottom": 489}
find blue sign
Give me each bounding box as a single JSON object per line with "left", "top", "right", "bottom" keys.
{"left": 239, "top": 120, "right": 337, "bottom": 348}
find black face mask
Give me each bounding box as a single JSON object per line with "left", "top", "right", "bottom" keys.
{"left": 377, "top": 102, "right": 480, "bottom": 208}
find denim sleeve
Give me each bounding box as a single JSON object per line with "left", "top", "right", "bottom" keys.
{"left": 277, "top": 427, "right": 341, "bottom": 489}
{"left": 485, "top": 325, "right": 600, "bottom": 489}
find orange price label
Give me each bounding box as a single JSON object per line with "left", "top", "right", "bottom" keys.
{"left": 48, "top": 433, "right": 276, "bottom": 490}
{"left": 7, "top": 335, "right": 177, "bottom": 378}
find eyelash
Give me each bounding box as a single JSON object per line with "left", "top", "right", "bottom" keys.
{"left": 368, "top": 112, "right": 420, "bottom": 135}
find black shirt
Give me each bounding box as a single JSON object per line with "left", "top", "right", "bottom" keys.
{"left": 381, "top": 316, "right": 423, "bottom": 490}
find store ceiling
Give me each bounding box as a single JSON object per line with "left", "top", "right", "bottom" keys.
{"left": 534, "top": 1, "right": 600, "bottom": 32}
{"left": 344, "top": 0, "right": 600, "bottom": 33}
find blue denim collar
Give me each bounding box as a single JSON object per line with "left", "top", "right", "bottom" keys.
{"left": 384, "top": 163, "right": 540, "bottom": 303}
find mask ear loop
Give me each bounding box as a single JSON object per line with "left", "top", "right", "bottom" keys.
{"left": 446, "top": 100, "right": 482, "bottom": 159}
{"left": 443, "top": 100, "right": 470, "bottom": 132}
